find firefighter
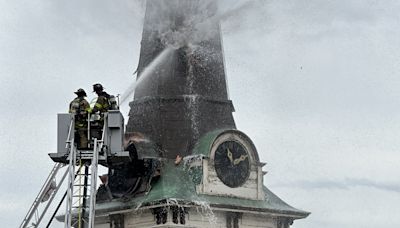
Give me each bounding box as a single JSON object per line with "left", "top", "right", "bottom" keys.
{"left": 92, "top": 83, "right": 111, "bottom": 114}
{"left": 90, "top": 83, "right": 112, "bottom": 140}
{"left": 69, "top": 88, "right": 90, "bottom": 149}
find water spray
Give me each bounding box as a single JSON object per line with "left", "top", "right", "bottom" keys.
{"left": 119, "top": 47, "right": 175, "bottom": 106}
{"left": 119, "top": 1, "right": 255, "bottom": 107}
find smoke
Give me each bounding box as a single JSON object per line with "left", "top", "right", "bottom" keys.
{"left": 144, "top": 0, "right": 264, "bottom": 50}
{"left": 218, "top": 0, "right": 268, "bottom": 34}
{"left": 119, "top": 0, "right": 266, "bottom": 105}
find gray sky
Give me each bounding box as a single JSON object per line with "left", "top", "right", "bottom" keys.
{"left": 1, "top": 0, "right": 400, "bottom": 227}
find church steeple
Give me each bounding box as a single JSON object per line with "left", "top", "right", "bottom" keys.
{"left": 127, "top": 0, "right": 235, "bottom": 158}
{"left": 96, "top": 1, "right": 310, "bottom": 227}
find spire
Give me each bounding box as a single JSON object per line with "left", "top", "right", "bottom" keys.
{"left": 127, "top": 0, "right": 236, "bottom": 158}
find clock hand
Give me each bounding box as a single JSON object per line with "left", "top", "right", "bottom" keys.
{"left": 227, "top": 148, "right": 233, "bottom": 164}
{"left": 233, "top": 154, "right": 248, "bottom": 165}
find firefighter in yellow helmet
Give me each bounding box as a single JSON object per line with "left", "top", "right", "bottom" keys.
{"left": 69, "top": 88, "right": 90, "bottom": 149}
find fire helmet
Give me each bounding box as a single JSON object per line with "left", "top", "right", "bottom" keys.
{"left": 74, "top": 88, "right": 87, "bottom": 97}
{"left": 93, "top": 83, "right": 104, "bottom": 92}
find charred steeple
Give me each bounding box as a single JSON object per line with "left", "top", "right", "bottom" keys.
{"left": 126, "top": 0, "right": 236, "bottom": 158}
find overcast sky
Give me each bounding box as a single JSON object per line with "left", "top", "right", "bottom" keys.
{"left": 1, "top": 0, "right": 400, "bottom": 227}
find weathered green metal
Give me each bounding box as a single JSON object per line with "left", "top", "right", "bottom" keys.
{"left": 192, "top": 129, "right": 260, "bottom": 162}
{"left": 96, "top": 159, "right": 309, "bottom": 218}
{"left": 191, "top": 129, "right": 226, "bottom": 157}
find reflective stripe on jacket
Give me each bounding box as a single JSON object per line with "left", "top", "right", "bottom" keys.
{"left": 92, "top": 92, "right": 110, "bottom": 113}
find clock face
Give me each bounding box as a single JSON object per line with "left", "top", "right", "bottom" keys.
{"left": 214, "top": 141, "right": 250, "bottom": 188}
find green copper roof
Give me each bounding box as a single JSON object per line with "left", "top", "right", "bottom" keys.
{"left": 96, "top": 159, "right": 309, "bottom": 218}
{"left": 191, "top": 129, "right": 227, "bottom": 157}
{"left": 191, "top": 129, "right": 260, "bottom": 161}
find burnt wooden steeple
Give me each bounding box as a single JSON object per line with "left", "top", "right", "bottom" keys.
{"left": 126, "top": 0, "right": 235, "bottom": 158}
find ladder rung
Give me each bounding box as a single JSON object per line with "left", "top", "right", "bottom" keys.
{"left": 64, "top": 139, "right": 99, "bottom": 228}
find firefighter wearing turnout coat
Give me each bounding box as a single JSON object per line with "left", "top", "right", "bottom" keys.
{"left": 92, "top": 83, "right": 111, "bottom": 118}
{"left": 92, "top": 83, "right": 111, "bottom": 115}
{"left": 90, "top": 83, "right": 112, "bottom": 140}
{"left": 69, "top": 88, "right": 90, "bottom": 149}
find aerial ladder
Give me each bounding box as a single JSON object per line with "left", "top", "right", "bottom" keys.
{"left": 20, "top": 110, "right": 131, "bottom": 228}
{"left": 19, "top": 163, "right": 68, "bottom": 228}
{"left": 63, "top": 123, "right": 100, "bottom": 228}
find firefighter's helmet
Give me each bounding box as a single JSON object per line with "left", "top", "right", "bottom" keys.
{"left": 74, "top": 88, "right": 87, "bottom": 97}
{"left": 93, "top": 83, "right": 104, "bottom": 92}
